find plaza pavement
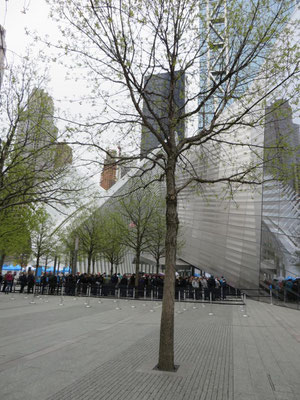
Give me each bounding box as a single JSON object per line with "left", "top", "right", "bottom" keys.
{"left": 0, "top": 292, "right": 299, "bottom": 400}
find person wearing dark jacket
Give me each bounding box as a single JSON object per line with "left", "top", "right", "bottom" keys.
{"left": 48, "top": 273, "right": 57, "bottom": 295}
{"left": 207, "top": 275, "right": 216, "bottom": 301}
{"left": 27, "top": 272, "right": 35, "bottom": 294}
{"left": 19, "top": 273, "right": 28, "bottom": 293}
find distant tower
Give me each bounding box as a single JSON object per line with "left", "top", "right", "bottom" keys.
{"left": 100, "top": 150, "right": 117, "bottom": 190}
{"left": 0, "top": 25, "right": 6, "bottom": 89}
{"left": 199, "top": 0, "right": 229, "bottom": 129}
{"left": 140, "top": 71, "right": 185, "bottom": 158}
{"left": 264, "top": 100, "right": 300, "bottom": 193}
{"left": 17, "top": 88, "right": 72, "bottom": 170}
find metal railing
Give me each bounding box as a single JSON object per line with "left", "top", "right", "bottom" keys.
{"left": 241, "top": 285, "right": 300, "bottom": 310}
{"left": 2, "top": 282, "right": 244, "bottom": 304}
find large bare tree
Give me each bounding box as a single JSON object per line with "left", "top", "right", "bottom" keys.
{"left": 47, "top": 0, "right": 299, "bottom": 371}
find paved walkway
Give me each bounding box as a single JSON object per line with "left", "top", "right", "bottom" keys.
{"left": 0, "top": 293, "right": 299, "bottom": 400}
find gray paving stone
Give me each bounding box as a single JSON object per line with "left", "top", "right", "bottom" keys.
{"left": 0, "top": 294, "right": 299, "bottom": 400}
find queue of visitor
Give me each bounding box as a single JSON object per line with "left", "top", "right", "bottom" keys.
{"left": 0, "top": 270, "right": 230, "bottom": 301}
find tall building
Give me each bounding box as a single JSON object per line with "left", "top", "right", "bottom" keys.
{"left": 0, "top": 25, "right": 6, "bottom": 90}
{"left": 140, "top": 71, "right": 185, "bottom": 158}
{"left": 17, "top": 88, "right": 72, "bottom": 171}
{"left": 100, "top": 151, "right": 117, "bottom": 190}
{"left": 264, "top": 100, "right": 300, "bottom": 193}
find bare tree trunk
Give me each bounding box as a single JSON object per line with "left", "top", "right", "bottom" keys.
{"left": 135, "top": 251, "right": 140, "bottom": 287}
{"left": 0, "top": 253, "right": 5, "bottom": 274}
{"left": 158, "top": 158, "right": 178, "bottom": 371}
{"left": 53, "top": 255, "right": 57, "bottom": 275}
{"left": 35, "top": 253, "right": 41, "bottom": 277}
{"left": 87, "top": 254, "right": 92, "bottom": 275}
{"left": 92, "top": 258, "right": 95, "bottom": 274}
{"left": 156, "top": 258, "right": 160, "bottom": 275}
{"left": 110, "top": 262, "right": 113, "bottom": 276}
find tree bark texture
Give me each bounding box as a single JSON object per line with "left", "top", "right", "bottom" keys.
{"left": 158, "top": 158, "right": 178, "bottom": 371}
{"left": 87, "top": 254, "right": 92, "bottom": 275}
{"left": 0, "top": 253, "right": 5, "bottom": 274}
{"left": 135, "top": 251, "right": 140, "bottom": 288}
{"left": 53, "top": 255, "right": 57, "bottom": 275}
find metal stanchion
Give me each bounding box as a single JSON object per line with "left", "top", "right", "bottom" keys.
{"left": 193, "top": 289, "right": 197, "bottom": 309}
{"left": 242, "top": 293, "right": 248, "bottom": 317}
{"left": 10, "top": 286, "right": 15, "bottom": 301}
{"left": 85, "top": 296, "right": 91, "bottom": 308}
{"left": 98, "top": 286, "right": 102, "bottom": 303}
{"left": 58, "top": 284, "right": 64, "bottom": 306}
{"left": 182, "top": 294, "right": 187, "bottom": 311}
{"left": 208, "top": 292, "right": 213, "bottom": 315}
{"left": 131, "top": 288, "right": 136, "bottom": 308}
{"left": 115, "top": 290, "right": 121, "bottom": 310}
{"left": 30, "top": 289, "right": 36, "bottom": 304}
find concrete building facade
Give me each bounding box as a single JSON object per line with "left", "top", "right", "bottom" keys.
{"left": 140, "top": 71, "right": 185, "bottom": 158}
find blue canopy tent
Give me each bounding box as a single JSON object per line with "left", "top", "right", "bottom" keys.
{"left": 2, "top": 264, "right": 22, "bottom": 271}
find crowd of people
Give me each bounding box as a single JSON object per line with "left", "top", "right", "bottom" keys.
{"left": 0, "top": 270, "right": 229, "bottom": 301}
{"left": 264, "top": 276, "right": 300, "bottom": 302}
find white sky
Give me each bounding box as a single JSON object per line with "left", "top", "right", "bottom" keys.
{"left": 1, "top": 0, "right": 112, "bottom": 187}
{"left": 2, "top": 0, "right": 101, "bottom": 127}
{"left": 2, "top": 1, "right": 299, "bottom": 135}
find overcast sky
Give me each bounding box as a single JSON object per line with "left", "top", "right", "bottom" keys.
{"left": 1, "top": 1, "right": 117, "bottom": 187}
{"left": 2, "top": 0, "right": 94, "bottom": 115}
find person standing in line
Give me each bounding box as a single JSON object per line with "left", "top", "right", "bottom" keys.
{"left": 19, "top": 272, "right": 28, "bottom": 293}
{"left": 27, "top": 272, "right": 35, "bottom": 294}
{"left": 207, "top": 275, "right": 216, "bottom": 301}
{"left": 4, "top": 271, "right": 13, "bottom": 294}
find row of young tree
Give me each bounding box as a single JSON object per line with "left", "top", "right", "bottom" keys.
{"left": 61, "top": 186, "right": 168, "bottom": 284}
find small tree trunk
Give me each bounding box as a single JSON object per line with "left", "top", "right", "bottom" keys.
{"left": 156, "top": 258, "right": 160, "bottom": 275}
{"left": 87, "top": 254, "right": 92, "bottom": 274}
{"left": 158, "top": 157, "right": 178, "bottom": 371}
{"left": 92, "top": 258, "right": 95, "bottom": 274}
{"left": 36, "top": 253, "right": 40, "bottom": 276}
{"left": 135, "top": 251, "right": 140, "bottom": 287}
{"left": 53, "top": 255, "right": 57, "bottom": 275}
{"left": 110, "top": 262, "right": 113, "bottom": 276}
{"left": 0, "top": 253, "right": 5, "bottom": 274}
